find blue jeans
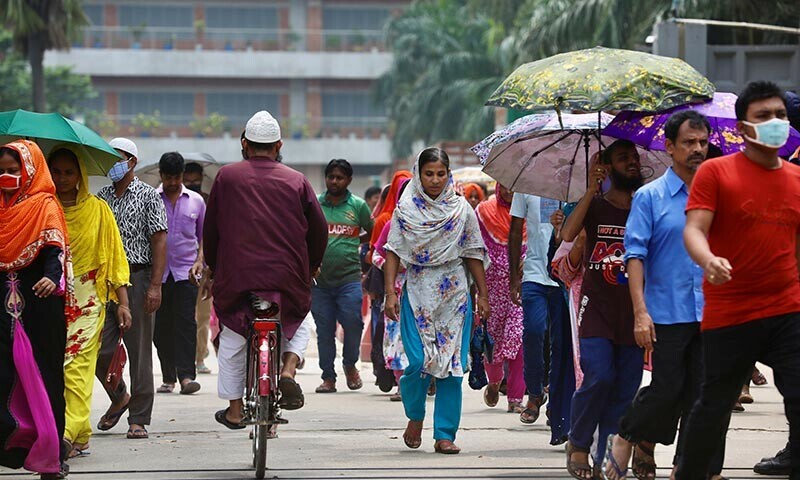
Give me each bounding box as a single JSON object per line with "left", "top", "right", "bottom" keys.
{"left": 521, "top": 281, "right": 565, "bottom": 398}
{"left": 569, "top": 337, "right": 644, "bottom": 465}
{"left": 311, "top": 282, "right": 364, "bottom": 381}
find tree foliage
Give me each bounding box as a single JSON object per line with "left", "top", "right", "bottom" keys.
{"left": 0, "top": 26, "right": 96, "bottom": 116}
{"left": 0, "top": 0, "right": 88, "bottom": 111}
{"left": 377, "top": 0, "right": 800, "bottom": 157}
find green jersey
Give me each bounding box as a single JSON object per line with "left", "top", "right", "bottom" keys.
{"left": 317, "top": 191, "right": 373, "bottom": 288}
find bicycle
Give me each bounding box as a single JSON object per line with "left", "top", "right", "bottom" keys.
{"left": 242, "top": 292, "right": 287, "bottom": 479}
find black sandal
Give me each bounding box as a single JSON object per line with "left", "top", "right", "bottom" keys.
{"left": 520, "top": 394, "right": 547, "bottom": 424}
{"left": 215, "top": 408, "right": 245, "bottom": 430}
{"left": 632, "top": 442, "right": 656, "bottom": 480}
{"left": 278, "top": 377, "right": 305, "bottom": 410}
{"left": 566, "top": 441, "right": 593, "bottom": 480}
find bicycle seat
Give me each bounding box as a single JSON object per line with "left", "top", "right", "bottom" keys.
{"left": 249, "top": 292, "right": 281, "bottom": 318}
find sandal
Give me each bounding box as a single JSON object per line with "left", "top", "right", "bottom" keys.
{"left": 434, "top": 439, "right": 461, "bottom": 454}
{"left": 403, "top": 420, "right": 423, "bottom": 449}
{"left": 752, "top": 368, "right": 768, "bottom": 386}
{"left": 631, "top": 442, "right": 655, "bottom": 480}
{"left": 484, "top": 383, "right": 500, "bottom": 407}
{"left": 67, "top": 442, "right": 90, "bottom": 459}
{"left": 96, "top": 399, "right": 129, "bottom": 431}
{"left": 278, "top": 377, "right": 305, "bottom": 410}
{"left": 603, "top": 436, "right": 629, "bottom": 479}
{"left": 157, "top": 383, "right": 175, "bottom": 394}
{"left": 566, "top": 441, "right": 593, "bottom": 480}
{"left": 126, "top": 427, "right": 149, "bottom": 439}
{"left": 215, "top": 408, "right": 246, "bottom": 430}
{"left": 520, "top": 393, "right": 547, "bottom": 424}
{"left": 507, "top": 401, "right": 524, "bottom": 413}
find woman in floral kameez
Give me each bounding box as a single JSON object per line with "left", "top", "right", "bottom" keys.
{"left": 384, "top": 147, "right": 490, "bottom": 454}
{"left": 475, "top": 184, "right": 527, "bottom": 413}
{"left": 48, "top": 148, "right": 130, "bottom": 459}
{"left": 0, "top": 140, "right": 77, "bottom": 479}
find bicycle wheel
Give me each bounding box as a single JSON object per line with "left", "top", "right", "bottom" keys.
{"left": 253, "top": 417, "right": 267, "bottom": 479}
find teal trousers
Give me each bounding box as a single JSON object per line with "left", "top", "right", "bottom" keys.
{"left": 399, "top": 291, "right": 472, "bottom": 441}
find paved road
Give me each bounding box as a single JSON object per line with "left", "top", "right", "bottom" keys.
{"left": 0, "top": 340, "right": 790, "bottom": 479}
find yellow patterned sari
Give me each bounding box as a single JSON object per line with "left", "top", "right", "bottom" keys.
{"left": 59, "top": 151, "right": 129, "bottom": 445}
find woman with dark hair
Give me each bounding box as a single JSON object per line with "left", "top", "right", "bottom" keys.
{"left": 383, "top": 147, "right": 490, "bottom": 454}
{"left": 48, "top": 147, "right": 130, "bottom": 459}
{"left": 0, "top": 140, "right": 77, "bottom": 479}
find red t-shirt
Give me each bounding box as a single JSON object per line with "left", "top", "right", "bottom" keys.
{"left": 687, "top": 152, "right": 800, "bottom": 330}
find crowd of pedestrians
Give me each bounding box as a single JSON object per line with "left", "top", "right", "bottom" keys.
{"left": 1, "top": 81, "right": 800, "bottom": 480}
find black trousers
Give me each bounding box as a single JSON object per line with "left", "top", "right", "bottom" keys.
{"left": 676, "top": 312, "right": 800, "bottom": 480}
{"left": 619, "top": 322, "right": 725, "bottom": 473}
{"left": 154, "top": 275, "right": 198, "bottom": 384}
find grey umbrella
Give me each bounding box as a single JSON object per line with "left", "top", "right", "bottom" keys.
{"left": 136, "top": 152, "right": 234, "bottom": 192}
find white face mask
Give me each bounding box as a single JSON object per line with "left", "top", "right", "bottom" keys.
{"left": 742, "top": 118, "right": 791, "bottom": 149}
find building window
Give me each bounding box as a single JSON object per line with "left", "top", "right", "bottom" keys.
{"left": 118, "top": 4, "right": 193, "bottom": 42}
{"left": 322, "top": 5, "right": 391, "bottom": 31}
{"left": 206, "top": 92, "right": 280, "bottom": 129}
{"left": 321, "top": 5, "right": 390, "bottom": 49}
{"left": 119, "top": 91, "right": 194, "bottom": 126}
{"left": 83, "top": 5, "right": 103, "bottom": 25}
{"left": 205, "top": 6, "right": 280, "bottom": 47}
{"left": 322, "top": 91, "right": 385, "bottom": 128}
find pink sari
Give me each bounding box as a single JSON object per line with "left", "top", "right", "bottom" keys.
{"left": 4, "top": 272, "right": 60, "bottom": 474}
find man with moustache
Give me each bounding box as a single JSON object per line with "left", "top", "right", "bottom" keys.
{"left": 602, "top": 111, "right": 725, "bottom": 480}
{"left": 559, "top": 139, "right": 645, "bottom": 479}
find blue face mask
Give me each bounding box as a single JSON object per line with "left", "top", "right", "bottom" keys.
{"left": 743, "top": 118, "right": 791, "bottom": 149}
{"left": 108, "top": 160, "right": 130, "bottom": 183}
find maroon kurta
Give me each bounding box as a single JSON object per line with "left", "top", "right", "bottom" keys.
{"left": 204, "top": 156, "right": 327, "bottom": 339}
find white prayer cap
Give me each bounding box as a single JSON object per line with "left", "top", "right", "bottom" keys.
{"left": 244, "top": 111, "right": 281, "bottom": 144}
{"left": 109, "top": 137, "right": 138, "bottom": 158}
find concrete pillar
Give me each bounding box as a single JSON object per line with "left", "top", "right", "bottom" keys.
{"left": 653, "top": 20, "right": 708, "bottom": 75}
{"left": 307, "top": 0, "right": 322, "bottom": 52}
{"left": 307, "top": 80, "right": 322, "bottom": 136}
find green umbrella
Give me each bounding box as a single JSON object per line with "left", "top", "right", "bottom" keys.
{"left": 0, "top": 109, "right": 123, "bottom": 176}
{"left": 486, "top": 46, "right": 715, "bottom": 113}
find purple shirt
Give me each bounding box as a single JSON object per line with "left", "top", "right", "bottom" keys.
{"left": 158, "top": 185, "right": 206, "bottom": 282}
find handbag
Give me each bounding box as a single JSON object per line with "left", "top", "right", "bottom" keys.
{"left": 105, "top": 334, "right": 127, "bottom": 391}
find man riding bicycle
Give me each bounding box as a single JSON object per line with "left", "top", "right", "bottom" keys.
{"left": 203, "top": 111, "right": 328, "bottom": 429}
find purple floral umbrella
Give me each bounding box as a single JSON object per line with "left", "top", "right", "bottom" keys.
{"left": 603, "top": 92, "right": 800, "bottom": 158}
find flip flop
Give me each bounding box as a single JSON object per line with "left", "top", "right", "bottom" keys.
{"left": 215, "top": 408, "right": 246, "bottom": 430}
{"left": 278, "top": 377, "right": 305, "bottom": 410}
{"left": 126, "top": 427, "right": 149, "bottom": 439}
{"left": 157, "top": 383, "right": 175, "bottom": 394}
{"left": 96, "top": 401, "right": 129, "bottom": 431}
{"left": 603, "top": 436, "right": 629, "bottom": 479}
{"left": 179, "top": 380, "right": 201, "bottom": 395}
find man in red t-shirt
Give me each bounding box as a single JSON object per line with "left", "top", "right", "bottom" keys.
{"left": 677, "top": 81, "right": 800, "bottom": 480}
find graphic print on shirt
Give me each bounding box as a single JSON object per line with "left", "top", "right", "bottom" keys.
{"left": 588, "top": 224, "right": 627, "bottom": 286}
{"left": 328, "top": 223, "right": 360, "bottom": 238}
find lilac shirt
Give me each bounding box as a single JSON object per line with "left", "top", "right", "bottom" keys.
{"left": 158, "top": 185, "right": 206, "bottom": 282}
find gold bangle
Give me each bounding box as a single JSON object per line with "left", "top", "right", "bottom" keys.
{"left": 384, "top": 292, "right": 397, "bottom": 297}
{"left": 118, "top": 305, "right": 130, "bottom": 311}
